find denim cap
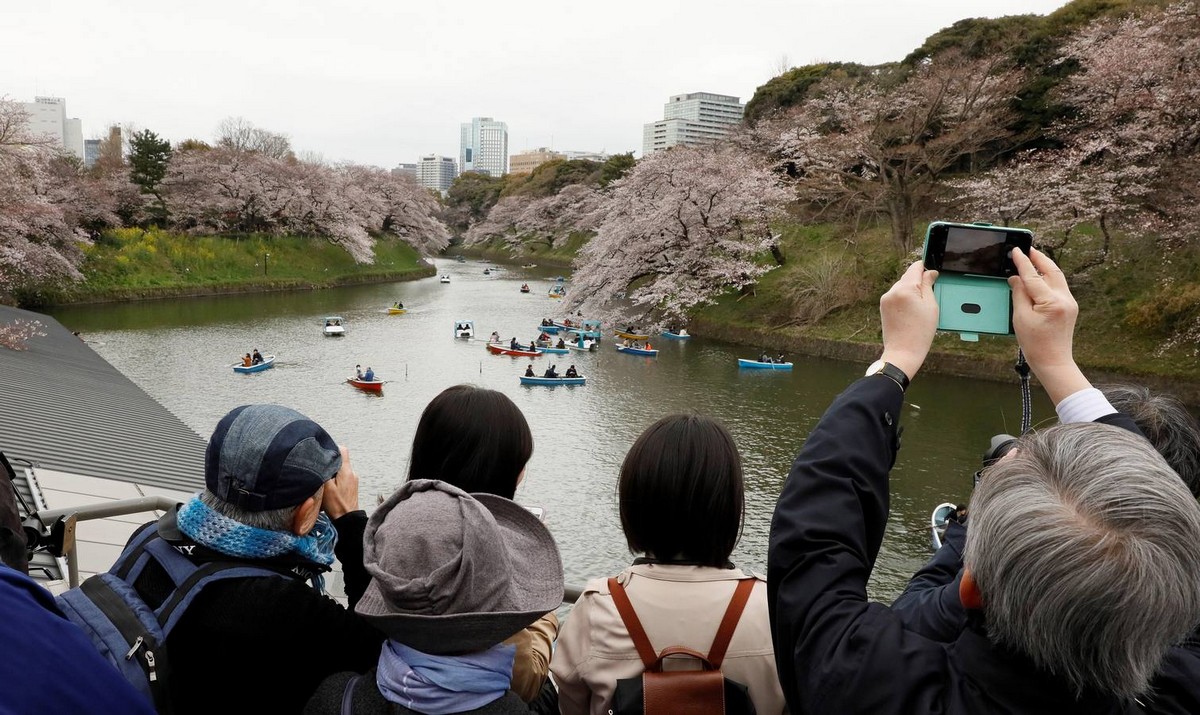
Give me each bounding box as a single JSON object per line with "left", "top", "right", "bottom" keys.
{"left": 205, "top": 405, "right": 341, "bottom": 511}
{"left": 356, "top": 479, "right": 565, "bottom": 654}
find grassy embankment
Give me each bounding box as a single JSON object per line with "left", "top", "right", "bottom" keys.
{"left": 37, "top": 228, "right": 434, "bottom": 305}
{"left": 694, "top": 222, "right": 1200, "bottom": 401}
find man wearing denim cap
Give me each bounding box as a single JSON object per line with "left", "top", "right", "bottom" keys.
{"left": 75, "top": 404, "right": 386, "bottom": 714}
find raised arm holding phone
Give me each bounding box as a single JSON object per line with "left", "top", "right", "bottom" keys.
{"left": 768, "top": 249, "right": 1200, "bottom": 714}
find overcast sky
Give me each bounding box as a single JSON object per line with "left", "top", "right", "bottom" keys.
{"left": 5, "top": 0, "right": 1071, "bottom": 168}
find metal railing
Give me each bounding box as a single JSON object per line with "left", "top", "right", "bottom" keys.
{"left": 39, "top": 498, "right": 586, "bottom": 601}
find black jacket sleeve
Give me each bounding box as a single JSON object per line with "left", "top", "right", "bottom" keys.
{"left": 890, "top": 522, "right": 967, "bottom": 641}
{"left": 332, "top": 510, "right": 370, "bottom": 609}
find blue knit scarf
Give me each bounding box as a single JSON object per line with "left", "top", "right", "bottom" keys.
{"left": 176, "top": 496, "right": 338, "bottom": 568}
{"left": 376, "top": 640, "right": 515, "bottom": 714}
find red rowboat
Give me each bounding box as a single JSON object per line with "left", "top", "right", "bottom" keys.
{"left": 486, "top": 343, "right": 540, "bottom": 357}
{"left": 346, "top": 377, "right": 384, "bottom": 392}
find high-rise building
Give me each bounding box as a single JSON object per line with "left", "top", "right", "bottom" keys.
{"left": 417, "top": 154, "right": 458, "bottom": 194}
{"left": 642, "top": 92, "right": 744, "bottom": 156}
{"left": 391, "top": 163, "right": 418, "bottom": 179}
{"left": 83, "top": 139, "right": 102, "bottom": 169}
{"left": 509, "top": 147, "right": 563, "bottom": 175}
{"left": 19, "top": 96, "right": 85, "bottom": 160}
{"left": 459, "top": 117, "right": 508, "bottom": 177}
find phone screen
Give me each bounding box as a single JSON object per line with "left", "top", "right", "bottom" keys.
{"left": 925, "top": 223, "right": 1032, "bottom": 277}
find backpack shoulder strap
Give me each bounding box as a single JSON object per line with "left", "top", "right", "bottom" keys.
{"left": 706, "top": 578, "right": 756, "bottom": 668}
{"left": 607, "top": 577, "right": 658, "bottom": 668}
{"left": 341, "top": 674, "right": 361, "bottom": 715}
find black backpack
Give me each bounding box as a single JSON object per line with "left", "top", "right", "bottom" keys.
{"left": 608, "top": 576, "right": 758, "bottom": 715}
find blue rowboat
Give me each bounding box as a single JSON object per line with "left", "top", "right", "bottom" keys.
{"left": 538, "top": 325, "right": 562, "bottom": 334}
{"left": 737, "top": 358, "right": 793, "bottom": 370}
{"left": 536, "top": 346, "right": 570, "bottom": 354}
{"left": 233, "top": 355, "right": 276, "bottom": 373}
{"left": 661, "top": 331, "right": 691, "bottom": 340}
{"left": 520, "top": 375, "right": 586, "bottom": 386}
{"left": 616, "top": 345, "right": 659, "bottom": 357}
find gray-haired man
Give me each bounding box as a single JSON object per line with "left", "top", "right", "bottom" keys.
{"left": 769, "top": 249, "right": 1200, "bottom": 713}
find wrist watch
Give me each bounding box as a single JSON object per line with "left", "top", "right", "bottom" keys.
{"left": 865, "top": 359, "right": 910, "bottom": 392}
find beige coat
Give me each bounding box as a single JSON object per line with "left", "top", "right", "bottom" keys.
{"left": 550, "top": 563, "right": 787, "bottom": 715}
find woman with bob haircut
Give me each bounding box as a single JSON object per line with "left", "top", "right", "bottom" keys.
{"left": 404, "top": 384, "right": 557, "bottom": 707}
{"left": 550, "top": 414, "right": 786, "bottom": 715}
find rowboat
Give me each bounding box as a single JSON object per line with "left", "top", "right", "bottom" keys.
{"left": 346, "top": 377, "right": 384, "bottom": 393}
{"left": 233, "top": 355, "right": 276, "bottom": 373}
{"left": 567, "top": 338, "right": 597, "bottom": 351}
{"left": 616, "top": 344, "right": 658, "bottom": 357}
{"left": 615, "top": 330, "right": 650, "bottom": 341}
{"left": 520, "top": 375, "right": 586, "bottom": 386}
{"left": 487, "top": 343, "right": 540, "bottom": 357}
{"left": 661, "top": 330, "right": 690, "bottom": 340}
{"left": 737, "top": 358, "right": 793, "bottom": 370}
{"left": 548, "top": 288, "right": 565, "bottom": 299}
{"left": 323, "top": 317, "right": 346, "bottom": 337}
{"left": 536, "top": 345, "right": 570, "bottom": 354}
{"left": 536, "top": 325, "right": 561, "bottom": 334}
{"left": 454, "top": 320, "right": 474, "bottom": 339}
{"left": 520, "top": 285, "right": 531, "bottom": 293}
{"left": 387, "top": 307, "right": 407, "bottom": 315}
{"left": 439, "top": 275, "right": 451, "bottom": 283}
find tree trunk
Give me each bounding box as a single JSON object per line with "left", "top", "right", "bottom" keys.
{"left": 888, "top": 193, "right": 915, "bottom": 252}
{"left": 770, "top": 242, "right": 786, "bottom": 265}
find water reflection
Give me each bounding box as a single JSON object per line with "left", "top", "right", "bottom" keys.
{"left": 51, "top": 258, "right": 1056, "bottom": 600}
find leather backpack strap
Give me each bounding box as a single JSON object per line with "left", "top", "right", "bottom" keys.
{"left": 706, "top": 577, "right": 756, "bottom": 668}
{"left": 608, "top": 576, "right": 659, "bottom": 669}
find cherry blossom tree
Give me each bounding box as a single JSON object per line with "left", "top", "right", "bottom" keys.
{"left": 464, "top": 184, "right": 604, "bottom": 252}
{"left": 567, "top": 144, "right": 790, "bottom": 324}
{"left": 0, "top": 99, "right": 92, "bottom": 293}
{"left": 754, "top": 50, "right": 1023, "bottom": 251}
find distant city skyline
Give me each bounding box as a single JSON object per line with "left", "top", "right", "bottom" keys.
{"left": 3, "top": 1, "right": 1076, "bottom": 169}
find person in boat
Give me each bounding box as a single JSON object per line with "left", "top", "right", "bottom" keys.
{"left": 362, "top": 367, "right": 375, "bottom": 381}
{"left": 303, "top": 481, "right": 564, "bottom": 714}
{"left": 759, "top": 352, "right": 771, "bottom": 364}
{"left": 556, "top": 337, "right": 566, "bottom": 349}
{"left": 564, "top": 365, "right": 578, "bottom": 378}
{"left": 490, "top": 330, "right": 501, "bottom": 343}
{"left": 539, "top": 331, "right": 550, "bottom": 342}
{"left": 543, "top": 364, "right": 558, "bottom": 379}
{"left": 55, "top": 404, "right": 385, "bottom": 714}
{"left": 510, "top": 337, "right": 520, "bottom": 351}
{"left": 252, "top": 349, "right": 264, "bottom": 365}
{"left": 525, "top": 365, "right": 535, "bottom": 377}
{"left": 768, "top": 253, "right": 1200, "bottom": 714}
{"left": 355, "top": 364, "right": 363, "bottom": 379}
{"left": 393, "top": 301, "right": 404, "bottom": 310}
{"left": 551, "top": 413, "right": 786, "bottom": 715}
{"left": 242, "top": 353, "right": 253, "bottom": 367}
{"left": 397, "top": 385, "right": 563, "bottom": 704}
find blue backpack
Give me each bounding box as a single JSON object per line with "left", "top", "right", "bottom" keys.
{"left": 55, "top": 517, "right": 293, "bottom": 713}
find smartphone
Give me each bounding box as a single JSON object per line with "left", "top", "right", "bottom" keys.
{"left": 923, "top": 222, "right": 1033, "bottom": 277}
{"left": 922, "top": 222, "right": 1034, "bottom": 339}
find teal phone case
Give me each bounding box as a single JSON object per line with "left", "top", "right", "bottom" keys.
{"left": 932, "top": 274, "right": 1013, "bottom": 340}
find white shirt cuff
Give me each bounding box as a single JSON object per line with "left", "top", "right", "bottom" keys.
{"left": 1056, "top": 388, "right": 1117, "bottom": 424}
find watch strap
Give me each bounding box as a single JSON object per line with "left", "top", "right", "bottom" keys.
{"left": 871, "top": 362, "right": 909, "bottom": 392}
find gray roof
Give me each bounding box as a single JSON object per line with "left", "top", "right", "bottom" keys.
{"left": 0, "top": 304, "right": 206, "bottom": 492}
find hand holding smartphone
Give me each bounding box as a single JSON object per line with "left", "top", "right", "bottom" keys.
{"left": 921, "top": 221, "right": 1034, "bottom": 339}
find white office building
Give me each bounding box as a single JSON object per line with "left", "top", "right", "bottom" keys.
{"left": 417, "top": 155, "right": 459, "bottom": 194}
{"left": 459, "top": 117, "right": 508, "bottom": 177}
{"left": 642, "top": 92, "right": 744, "bottom": 155}
{"left": 20, "top": 96, "right": 84, "bottom": 160}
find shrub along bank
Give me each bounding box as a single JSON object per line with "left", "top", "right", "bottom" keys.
{"left": 20, "top": 229, "right": 434, "bottom": 306}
